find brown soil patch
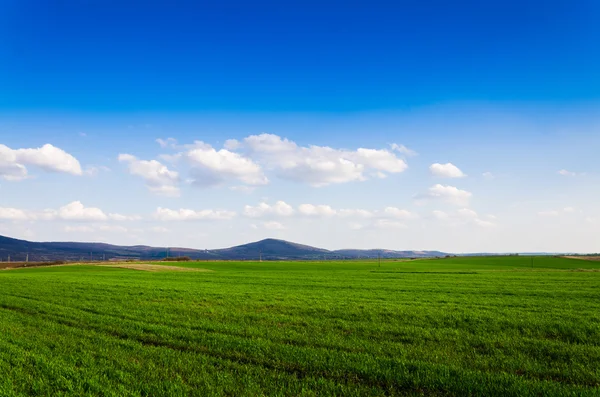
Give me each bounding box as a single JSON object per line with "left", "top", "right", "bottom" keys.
{"left": 563, "top": 256, "right": 600, "bottom": 261}
{"left": 100, "top": 263, "right": 212, "bottom": 272}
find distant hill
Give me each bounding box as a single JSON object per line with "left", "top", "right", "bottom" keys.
{"left": 333, "top": 249, "right": 447, "bottom": 259}
{"left": 213, "top": 238, "right": 330, "bottom": 260}
{"left": 0, "top": 235, "right": 447, "bottom": 262}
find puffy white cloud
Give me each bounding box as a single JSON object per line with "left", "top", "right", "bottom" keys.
{"left": 416, "top": 184, "right": 472, "bottom": 206}
{"left": 563, "top": 207, "right": 576, "bottom": 213}
{"left": 185, "top": 143, "right": 267, "bottom": 187}
{"left": 153, "top": 207, "right": 236, "bottom": 221}
{"left": 238, "top": 133, "right": 407, "bottom": 186}
{"left": 243, "top": 201, "right": 294, "bottom": 218}
{"left": 430, "top": 163, "right": 466, "bottom": 178}
{"left": 383, "top": 207, "right": 418, "bottom": 219}
{"left": 482, "top": 172, "right": 495, "bottom": 180}
{"left": 159, "top": 134, "right": 409, "bottom": 188}
{"left": 223, "top": 139, "right": 242, "bottom": 150}
{"left": 263, "top": 221, "right": 285, "bottom": 230}
{"left": 0, "top": 202, "right": 144, "bottom": 225}
{"left": 390, "top": 143, "right": 418, "bottom": 156}
{"left": 57, "top": 201, "right": 108, "bottom": 221}
{"left": 298, "top": 204, "right": 337, "bottom": 217}
{"left": 0, "top": 143, "right": 82, "bottom": 180}
{"left": 119, "top": 154, "right": 180, "bottom": 197}
{"left": 432, "top": 208, "right": 495, "bottom": 227}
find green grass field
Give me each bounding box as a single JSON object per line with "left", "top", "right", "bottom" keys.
{"left": 1, "top": 256, "right": 599, "bottom": 396}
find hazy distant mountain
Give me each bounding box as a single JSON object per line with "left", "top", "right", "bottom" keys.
{"left": 333, "top": 249, "right": 446, "bottom": 259}
{"left": 0, "top": 235, "right": 446, "bottom": 262}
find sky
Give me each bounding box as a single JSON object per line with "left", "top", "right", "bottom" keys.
{"left": 0, "top": 1, "right": 599, "bottom": 253}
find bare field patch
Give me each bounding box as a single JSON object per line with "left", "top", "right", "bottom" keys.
{"left": 563, "top": 255, "right": 600, "bottom": 261}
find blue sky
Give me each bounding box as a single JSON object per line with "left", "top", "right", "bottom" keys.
{"left": 0, "top": 1, "right": 599, "bottom": 252}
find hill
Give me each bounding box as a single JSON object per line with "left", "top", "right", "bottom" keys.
{"left": 0, "top": 235, "right": 446, "bottom": 262}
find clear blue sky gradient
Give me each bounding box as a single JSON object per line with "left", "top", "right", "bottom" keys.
{"left": 1, "top": 1, "right": 599, "bottom": 112}
{"left": 0, "top": 1, "right": 599, "bottom": 252}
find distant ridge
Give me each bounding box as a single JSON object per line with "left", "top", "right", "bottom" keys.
{"left": 0, "top": 235, "right": 446, "bottom": 262}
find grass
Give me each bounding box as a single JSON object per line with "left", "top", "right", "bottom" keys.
{"left": 1, "top": 256, "right": 599, "bottom": 396}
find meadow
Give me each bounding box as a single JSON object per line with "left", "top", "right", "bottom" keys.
{"left": 0, "top": 256, "right": 599, "bottom": 396}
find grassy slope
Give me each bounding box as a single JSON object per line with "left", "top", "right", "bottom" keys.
{"left": 0, "top": 257, "right": 599, "bottom": 396}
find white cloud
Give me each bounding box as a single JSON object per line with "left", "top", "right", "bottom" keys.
{"left": 223, "top": 139, "right": 242, "bottom": 150}
{"left": 64, "top": 225, "right": 95, "bottom": 233}
{"left": 482, "top": 172, "right": 495, "bottom": 180}
{"left": 538, "top": 211, "right": 559, "bottom": 217}
{"left": 383, "top": 207, "right": 418, "bottom": 219}
{"left": 156, "top": 137, "right": 178, "bottom": 148}
{"left": 119, "top": 154, "right": 180, "bottom": 197}
{"left": 84, "top": 165, "right": 111, "bottom": 176}
{"left": 57, "top": 201, "right": 108, "bottom": 221}
{"left": 457, "top": 208, "right": 478, "bottom": 219}
{"left": 558, "top": 169, "right": 577, "bottom": 177}
{"left": 238, "top": 133, "right": 408, "bottom": 186}
{"left": 229, "top": 185, "right": 256, "bottom": 194}
{"left": 243, "top": 201, "right": 294, "bottom": 218}
{"left": 1, "top": 202, "right": 111, "bottom": 223}
{"left": 108, "top": 213, "right": 142, "bottom": 221}
{"left": 373, "top": 219, "right": 407, "bottom": 229}
{"left": 0, "top": 143, "right": 82, "bottom": 180}
{"left": 98, "top": 224, "right": 128, "bottom": 233}
{"left": 185, "top": 143, "right": 268, "bottom": 187}
{"left": 431, "top": 208, "right": 495, "bottom": 227}
{"left": 298, "top": 204, "right": 337, "bottom": 217}
{"left": 263, "top": 221, "right": 285, "bottom": 230}
{"left": 563, "top": 207, "right": 576, "bottom": 213}
{"left": 390, "top": 143, "right": 418, "bottom": 156}
{"left": 432, "top": 210, "right": 449, "bottom": 220}
{"left": 473, "top": 219, "right": 496, "bottom": 228}
{"left": 416, "top": 184, "right": 472, "bottom": 206}
{"left": 429, "top": 163, "right": 466, "bottom": 178}
{"left": 153, "top": 207, "right": 236, "bottom": 221}
{"left": 0, "top": 207, "right": 32, "bottom": 221}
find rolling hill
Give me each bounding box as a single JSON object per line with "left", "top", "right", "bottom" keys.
{"left": 0, "top": 235, "right": 446, "bottom": 262}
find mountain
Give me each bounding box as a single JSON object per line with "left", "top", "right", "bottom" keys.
{"left": 0, "top": 235, "right": 446, "bottom": 262}
{"left": 213, "top": 238, "right": 330, "bottom": 260}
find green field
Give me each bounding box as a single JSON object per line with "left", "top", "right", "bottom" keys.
{"left": 1, "top": 257, "right": 599, "bottom": 396}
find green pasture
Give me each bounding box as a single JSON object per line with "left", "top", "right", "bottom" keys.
{"left": 0, "top": 256, "right": 599, "bottom": 396}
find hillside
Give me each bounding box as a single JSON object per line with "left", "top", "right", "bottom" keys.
{"left": 0, "top": 235, "right": 446, "bottom": 262}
